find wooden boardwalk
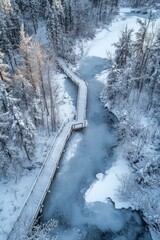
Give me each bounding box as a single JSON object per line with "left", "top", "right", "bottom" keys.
{"left": 7, "top": 59, "right": 87, "bottom": 240}
{"left": 57, "top": 57, "right": 87, "bottom": 125}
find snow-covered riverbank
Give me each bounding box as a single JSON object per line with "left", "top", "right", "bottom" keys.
{"left": 83, "top": 7, "right": 141, "bottom": 210}
{"left": 39, "top": 8, "right": 156, "bottom": 240}
{"left": 83, "top": 7, "right": 160, "bottom": 239}
{"left": 1, "top": 7, "right": 159, "bottom": 240}
{"left": 0, "top": 72, "right": 75, "bottom": 240}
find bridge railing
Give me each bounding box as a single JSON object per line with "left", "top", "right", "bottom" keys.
{"left": 7, "top": 58, "right": 87, "bottom": 240}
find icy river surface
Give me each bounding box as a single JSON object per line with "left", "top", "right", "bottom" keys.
{"left": 40, "top": 56, "right": 152, "bottom": 240}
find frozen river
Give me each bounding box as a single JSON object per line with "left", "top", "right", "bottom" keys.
{"left": 40, "top": 56, "right": 151, "bottom": 240}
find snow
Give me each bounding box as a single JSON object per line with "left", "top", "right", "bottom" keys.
{"left": 1, "top": 7, "right": 159, "bottom": 240}
{"left": 40, "top": 10, "right": 153, "bottom": 239}
{"left": 150, "top": 229, "right": 160, "bottom": 240}
{"left": 84, "top": 8, "right": 160, "bottom": 58}
{"left": 0, "top": 132, "right": 53, "bottom": 239}
{"left": 80, "top": 7, "right": 160, "bottom": 240}
{"left": 82, "top": 8, "right": 142, "bottom": 209}
{"left": 55, "top": 72, "right": 76, "bottom": 124}
{"left": 41, "top": 7, "right": 160, "bottom": 239}
{"left": 35, "top": 21, "right": 48, "bottom": 45}
{"left": 57, "top": 57, "right": 87, "bottom": 122}
{"left": 85, "top": 157, "right": 131, "bottom": 209}
{"left": 0, "top": 72, "right": 75, "bottom": 240}
{"left": 83, "top": 8, "right": 160, "bottom": 215}
{"left": 1, "top": 43, "right": 87, "bottom": 240}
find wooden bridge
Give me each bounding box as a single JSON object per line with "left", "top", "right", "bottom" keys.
{"left": 7, "top": 58, "right": 87, "bottom": 240}
{"left": 57, "top": 57, "right": 87, "bottom": 126}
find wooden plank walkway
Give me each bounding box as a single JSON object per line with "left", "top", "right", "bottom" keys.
{"left": 7, "top": 59, "right": 87, "bottom": 240}
{"left": 56, "top": 57, "right": 87, "bottom": 125}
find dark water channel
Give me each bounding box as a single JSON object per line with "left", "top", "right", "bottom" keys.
{"left": 40, "top": 56, "right": 151, "bottom": 240}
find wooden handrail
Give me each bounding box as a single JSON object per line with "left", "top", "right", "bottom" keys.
{"left": 7, "top": 58, "right": 87, "bottom": 240}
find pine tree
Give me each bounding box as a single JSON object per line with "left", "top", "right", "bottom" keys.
{"left": 0, "top": 81, "right": 36, "bottom": 179}
{"left": 114, "top": 26, "right": 133, "bottom": 68}
{"left": 19, "top": 25, "right": 36, "bottom": 90}
{"left": 0, "top": 0, "right": 21, "bottom": 69}
{"left": 0, "top": 51, "right": 11, "bottom": 83}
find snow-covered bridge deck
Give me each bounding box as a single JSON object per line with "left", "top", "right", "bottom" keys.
{"left": 57, "top": 57, "right": 87, "bottom": 125}
{"left": 7, "top": 59, "right": 87, "bottom": 240}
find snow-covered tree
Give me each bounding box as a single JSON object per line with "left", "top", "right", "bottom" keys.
{"left": 27, "top": 219, "right": 58, "bottom": 240}
{"left": 0, "top": 83, "right": 36, "bottom": 179}
{"left": 101, "top": 20, "right": 160, "bottom": 234}
{"left": 0, "top": 0, "right": 21, "bottom": 69}
{"left": 114, "top": 26, "right": 133, "bottom": 68}
{"left": 119, "top": 0, "right": 159, "bottom": 7}
{"left": 0, "top": 51, "right": 11, "bottom": 83}
{"left": 14, "top": 0, "right": 39, "bottom": 33}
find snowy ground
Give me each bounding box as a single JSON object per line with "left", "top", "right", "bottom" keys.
{"left": 1, "top": 7, "right": 160, "bottom": 240}
{"left": 0, "top": 73, "right": 75, "bottom": 240}
{"left": 0, "top": 18, "right": 76, "bottom": 240}
{"left": 38, "top": 7, "right": 158, "bottom": 240}
{"left": 83, "top": 7, "right": 160, "bottom": 240}
{"left": 85, "top": 157, "right": 131, "bottom": 209}
{"left": 84, "top": 8, "right": 160, "bottom": 59}
{"left": 82, "top": 7, "right": 139, "bottom": 209}
{"left": 83, "top": 7, "right": 160, "bottom": 210}
{"left": 40, "top": 7, "right": 160, "bottom": 240}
